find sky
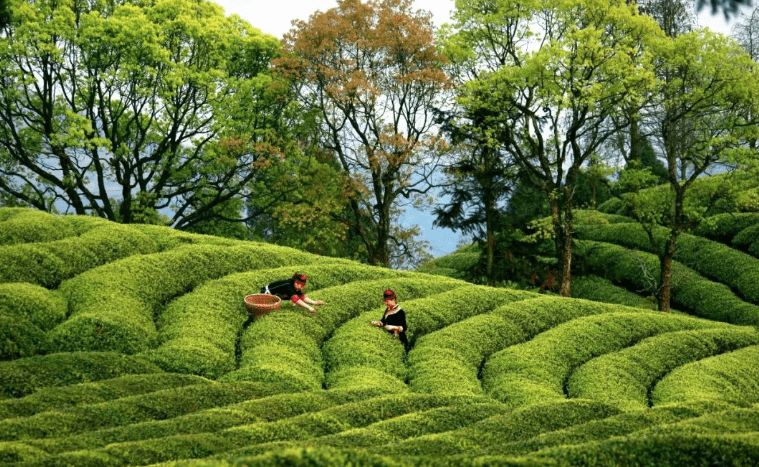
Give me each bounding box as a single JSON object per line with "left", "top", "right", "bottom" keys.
{"left": 209, "top": 0, "right": 755, "bottom": 258}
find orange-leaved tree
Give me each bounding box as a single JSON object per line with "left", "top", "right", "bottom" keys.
{"left": 274, "top": 0, "right": 450, "bottom": 267}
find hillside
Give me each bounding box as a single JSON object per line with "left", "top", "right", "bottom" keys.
{"left": 1, "top": 207, "right": 759, "bottom": 466}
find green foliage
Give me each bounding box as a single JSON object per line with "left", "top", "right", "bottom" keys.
{"left": 576, "top": 221, "right": 759, "bottom": 306}
{"left": 574, "top": 240, "right": 759, "bottom": 325}
{"left": 482, "top": 312, "right": 725, "bottom": 408}
{"left": 0, "top": 313, "right": 48, "bottom": 360}
{"left": 0, "top": 352, "right": 162, "bottom": 398}
{"left": 652, "top": 345, "right": 759, "bottom": 407}
{"left": 567, "top": 326, "right": 759, "bottom": 411}
{"left": 50, "top": 243, "right": 319, "bottom": 354}
{"left": 0, "top": 283, "right": 66, "bottom": 330}
{"left": 694, "top": 213, "right": 759, "bottom": 244}
{"left": 570, "top": 275, "right": 656, "bottom": 309}
{"left": 0, "top": 381, "right": 280, "bottom": 442}
{"left": 0, "top": 208, "right": 75, "bottom": 245}
{"left": 0, "top": 373, "right": 209, "bottom": 420}
{"left": 2, "top": 209, "right": 759, "bottom": 465}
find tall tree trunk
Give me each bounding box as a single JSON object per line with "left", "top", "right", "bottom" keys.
{"left": 550, "top": 195, "right": 573, "bottom": 297}
{"left": 485, "top": 194, "right": 496, "bottom": 286}
{"left": 658, "top": 232, "right": 678, "bottom": 313}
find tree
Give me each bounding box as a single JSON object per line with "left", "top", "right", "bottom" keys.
{"left": 275, "top": 0, "right": 451, "bottom": 267}
{"left": 625, "top": 29, "right": 759, "bottom": 312}
{"left": 432, "top": 133, "right": 516, "bottom": 285}
{"left": 0, "top": 0, "right": 292, "bottom": 229}
{"left": 451, "top": 0, "right": 662, "bottom": 296}
{"left": 732, "top": 4, "right": 759, "bottom": 61}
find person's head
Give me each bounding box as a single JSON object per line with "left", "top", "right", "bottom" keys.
{"left": 383, "top": 289, "right": 397, "bottom": 306}
{"left": 292, "top": 272, "right": 307, "bottom": 291}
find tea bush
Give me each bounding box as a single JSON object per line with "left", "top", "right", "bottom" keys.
{"left": 372, "top": 400, "right": 620, "bottom": 457}
{"left": 407, "top": 297, "right": 649, "bottom": 397}
{"left": 49, "top": 244, "right": 320, "bottom": 354}
{"left": 0, "top": 208, "right": 75, "bottom": 245}
{"left": 652, "top": 345, "right": 759, "bottom": 407}
{"left": 0, "top": 223, "right": 159, "bottom": 287}
{"left": 482, "top": 312, "right": 726, "bottom": 408}
{"left": 0, "top": 381, "right": 282, "bottom": 442}
{"left": 0, "top": 283, "right": 67, "bottom": 330}
{"left": 574, "top": 240, "right": 759, "bottom": 325}
{"left": 570, "top": 275, "right": 656, "bottom": 309}
{"left": 0, "top": 373, "right": 209, "bottom": 420}
{"left": 0, "top": 313, "right": 48, "bottom": 360}
{"left": 0, "top": 352, "right": 162, "bottom": 398}
{"left": 567, "top": 326, "right": 759, "bottom": 411}
{"left": 484, "top": 400, "right": 733, "bottom": 457}
{"left": 226, "top": 275, "right": 466, "bottom": 391}
{"left": 576, "top": 223, "right": 759, "bottom": 306}
{"left": 694, "top": 213, "right": 759, "bottom": 244}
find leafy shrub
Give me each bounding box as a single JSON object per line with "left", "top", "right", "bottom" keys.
{"left": 571, "top": 275, "right": 656, "bottom": 309}
{"left": 0, "top": 313, "right": 48, "bottom": 359}
{"left": 576, "top": 223, "right": 759, "bottom": 306}
{"left": 525, "top": 432, "right": 759, "bottom": 467}
{"left": 0, "top": 208, "right": 75, "bottom": 245}
{"left": 574, "top": 240, "right": 759, "bottom": 325}
{"left": 567, "top": 326, "right": 759, "bottom": 411}
{"left": 652, "top": 345, "right": 759, "bottom": 407}
{"left": 0, "top": 373, "right": 209, "bottom": 420}
{"left": 694, "top": 213, "right": 759, "bottom": 244}
{"left": 225, "top": 275, "right": 464, "bottom": 390}
{"left": 0, "top": 381, "right": 281, "bottom": 442}
{"left": 482, "top": 312, "right": 724, "bottom": 407}
{"left": 0, "top": 352, "right": 162, "bottom": 398}
{"left": 50, "top": 244, "right": 320, "bottom": 354}
{"left": 374, "top": 400, "right": 620, "bottom": 457}
{"left": 484, "top": 400, "right": 733, "bottom": 457}
{"left": 0, "top": 283, "right": 67, "bottom": 330}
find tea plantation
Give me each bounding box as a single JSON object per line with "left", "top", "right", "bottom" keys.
{"left": 2, "top": 206, "right": 759, "bottom": 466}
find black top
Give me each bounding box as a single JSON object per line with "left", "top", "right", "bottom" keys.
{"left": 380, "top": 306, "right": 409, "bottom": 349}
{"left": 262, "top": 279, "right": 304, "bottom": 303}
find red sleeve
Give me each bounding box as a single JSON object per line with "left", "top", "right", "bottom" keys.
{"left": 291, "top": 294, "right": 305, "bottom": 304}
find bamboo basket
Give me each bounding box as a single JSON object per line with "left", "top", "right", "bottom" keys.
{"left": 244, "top": 294, "right": 281, "bottom": 318}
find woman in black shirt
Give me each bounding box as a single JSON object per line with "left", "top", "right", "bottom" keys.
{"left": 371, "top": 289, "right": 408, "bottom": 349}
{"left": 261, "top": 272, "right": 324, "bottom": 314}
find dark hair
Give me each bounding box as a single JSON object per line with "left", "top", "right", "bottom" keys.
{"left": 383, "top": 289, "right": 396, "bottom": 300}
{"left": 292, "top": 272, "right": 307, "bottom": 283}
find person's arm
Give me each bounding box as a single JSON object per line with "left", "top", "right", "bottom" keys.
{"left": 292, "top": 295, "right": 317, "bottom": 314}
{"left": 303, "top": 296, "right": 324, "bottom": 306}
{"left": 384, "top": 310, "right": 405, "bottom": 332}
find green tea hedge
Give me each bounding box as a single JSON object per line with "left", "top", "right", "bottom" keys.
{"left": 570, "top": 275, "right": 655, "bottom": 310}
{"left": 0, "top": 209, "right": 75, "bottom": 245}
{"left": 49, "top": 243, "right": 320, "bottom": 354}
{"left": 407, "top": 297, "right": 655, "bottom": 397}
{"left": 0, "top": 373, "right": 209, "bottom": 420}
{"left": 482, "top": 312, "right": 726, "bottom": 408}
{"left": 0, "top": 313, "right": 48, "bottom": 360}
{"left": 0, "top": 381, "right": 282, "bottom": 442}
{"left": 0, "top": 283, "right": 66, "bottom": 330}
{"left": 652, "top": 345, "right": 759, "bottom": 407}
{"left": 322, "top": 286, "right": 532, "bottom": 392}
{"left": 483, "top": 400, "right": 733, "bottom": 457}
{"left": 223, "top": 275, "right": 465, "bottom": 390}
{"left": 0, "top": 352, "right": 162, "bottom": 399}
{"left": 372, "top": 400, "right": 621, "bottom": 457}
{"left": 694, "top": 213, "right": 759, "bottom": 244}
{"left": 567, "top": 326, "right": 759, "bottom": 411}
{"left": 576, "top": 222, "right": 759, "bottom": 306}
{"left": 574, "top": 240, "right": 759, "bottom": 325}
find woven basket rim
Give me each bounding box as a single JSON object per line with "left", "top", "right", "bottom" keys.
{"left": 244, "top": 293, "right": 281, "bottom": 311}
